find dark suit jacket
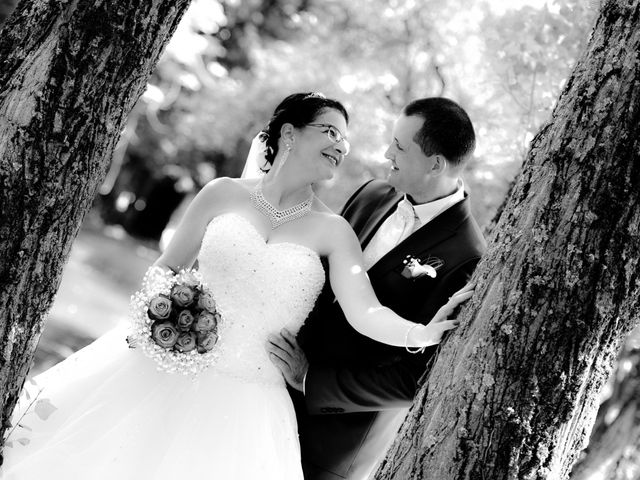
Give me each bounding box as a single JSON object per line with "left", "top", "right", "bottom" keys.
{"left": 293, "top": 179, "right": 486, "bottom": 479}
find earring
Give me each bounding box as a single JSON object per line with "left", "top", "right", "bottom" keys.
{"left": 273, "top": 142, "right": 292, "bottom": 176}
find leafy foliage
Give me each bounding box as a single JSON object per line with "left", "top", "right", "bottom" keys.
{"left": 99, "top": 0, "right": 597, "bottom": 237}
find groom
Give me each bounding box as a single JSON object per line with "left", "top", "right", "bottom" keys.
{"left": 268, "top": 97, "right": 486, "bottom": 479}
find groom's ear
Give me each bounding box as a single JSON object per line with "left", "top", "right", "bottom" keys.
{"left": 430, "top": 154, "right": 447, "bottom": 176}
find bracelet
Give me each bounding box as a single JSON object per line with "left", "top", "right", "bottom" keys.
{"left": 404, "top": 323, "right": 426, "bottom": 354}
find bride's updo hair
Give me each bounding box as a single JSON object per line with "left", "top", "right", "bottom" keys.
{"left": 259, "top": 92, "right": 349, "bottom": 170}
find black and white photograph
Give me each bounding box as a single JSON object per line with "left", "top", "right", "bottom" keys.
{"left": 0, "top": 0, "right": 638, "bottom": 478}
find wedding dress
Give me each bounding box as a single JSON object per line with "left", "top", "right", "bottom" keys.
{"left": 2, "top": 213, "right": 325, "bottom": 480}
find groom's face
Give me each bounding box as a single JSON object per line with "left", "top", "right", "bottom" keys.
{"left": 385, "top": 114, "right": 436, "bottom": 195}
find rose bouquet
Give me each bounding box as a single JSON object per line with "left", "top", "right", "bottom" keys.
{"left": 127, "top": 267, "right": 223, "bottom": 375}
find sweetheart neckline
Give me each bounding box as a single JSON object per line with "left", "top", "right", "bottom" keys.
{"left": 207, "top": 212, "right": 322, "bottom": 261}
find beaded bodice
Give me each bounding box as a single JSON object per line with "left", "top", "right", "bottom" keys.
{"left": 198, "top": 213, "right": 325, "bottom": 386}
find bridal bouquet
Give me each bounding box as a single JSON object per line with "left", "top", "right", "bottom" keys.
{"left": 127, "top": 267, "right": 223, "bottom": 376}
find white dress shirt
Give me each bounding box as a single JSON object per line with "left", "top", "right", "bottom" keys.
{"left": 362, "top": 179, "right": 465, "bottom": 270}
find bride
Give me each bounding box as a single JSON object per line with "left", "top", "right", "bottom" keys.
{"left": 1, "top": 93, "right": 472, "bottom": 479}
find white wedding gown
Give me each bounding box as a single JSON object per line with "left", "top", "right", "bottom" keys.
{"left": 2, "top": 213, "right": 325, "bottom": 480}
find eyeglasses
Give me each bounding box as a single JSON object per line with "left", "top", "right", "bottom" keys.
{"left": 307, "top": 124, "right": 350, "bottom": 156}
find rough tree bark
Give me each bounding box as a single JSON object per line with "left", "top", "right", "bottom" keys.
{"left": 0, "top": 0, "right": 191, "bottom": 446}
{"left": 377, "top": 1, "right": 640, "bottom": 479}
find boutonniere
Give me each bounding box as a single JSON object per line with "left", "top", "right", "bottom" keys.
{"left": 400, "top": 255, "right": 444, "bottom": 280}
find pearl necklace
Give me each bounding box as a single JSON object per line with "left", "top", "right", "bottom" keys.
{"left": 250, "top": 182, "right": 314, "bottom": 229}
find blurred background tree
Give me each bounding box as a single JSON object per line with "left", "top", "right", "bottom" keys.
{"left": 90, "top": 0, "right": 597, "bottom": 245}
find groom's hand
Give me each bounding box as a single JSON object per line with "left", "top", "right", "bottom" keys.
{"left": 266, "top": 328, "right": 308, "bottom": 392}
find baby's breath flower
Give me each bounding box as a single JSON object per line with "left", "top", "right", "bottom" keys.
{"left": 127, "top": 267, "right": 224, "bottom": 376}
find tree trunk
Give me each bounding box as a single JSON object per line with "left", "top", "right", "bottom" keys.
{"left": 0, "top": 0, "right": 191, "bottom": 446}
{"left": 569, "top": 332, "right": 640, "bottom": 480}
{"left": 377, "top": 1, "right": 640, "bottom": 479}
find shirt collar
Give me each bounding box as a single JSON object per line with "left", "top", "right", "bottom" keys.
{"left": 410, "top": 179, "right": 465, "bottom": 225}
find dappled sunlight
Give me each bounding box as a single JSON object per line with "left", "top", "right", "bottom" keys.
{"left": 37, "top": 229, "right": 159, "bottom": 371}
{"left": 488, "top": 0, "right": 559, "bottom": 15}
{"left": 350, "top": 265, "right": 364, "bottom": 275}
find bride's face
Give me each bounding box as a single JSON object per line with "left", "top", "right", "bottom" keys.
{"left": 292, "top": 108, "right": 349, "bottom": 182}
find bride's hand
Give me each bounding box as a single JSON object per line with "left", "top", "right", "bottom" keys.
{"left": 411, "top": 319, "right": 460, "bottom": 348}
{"left": 430, "top": 282, "right": 475, "bottom": 325}
{"left": 410, "top": 282, "right": 475, "bottom": 347}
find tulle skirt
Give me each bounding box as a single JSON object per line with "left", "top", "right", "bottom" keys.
{"left": 2, "top": 326, "right": 303, "bottom": 479}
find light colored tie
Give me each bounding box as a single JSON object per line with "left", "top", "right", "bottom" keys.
{"left": 363, "top": 198, "right": 419, "bottom": 269}
{"left": 395, "top": 198, "right": 417, "bottom": 237}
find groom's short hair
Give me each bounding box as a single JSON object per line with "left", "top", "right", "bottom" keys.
{"left": 403, "top": 97, "right": 475, "bottom": 167}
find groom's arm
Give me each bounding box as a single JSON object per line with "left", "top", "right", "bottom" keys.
{"left": 303, "top": 354, "right": 428, "bottom": 413}
{"left": 302, "top": 262, "right": 476, "bottom": 414}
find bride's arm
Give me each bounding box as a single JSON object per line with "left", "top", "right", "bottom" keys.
{"left": 326, "top": 216, "right": 471, "bottom": 348}
{"left": 153, "top": 178, "right": 233, "bottom": 272}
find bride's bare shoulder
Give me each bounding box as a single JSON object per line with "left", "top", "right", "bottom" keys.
{"left": 311, "top": 204, "right": 357, "bottom": 242}
{"left": 309, "top": 211, "right": 359, "bottom": 258}
{"left": 230, "top": 177, "right": 262, "bottom": 191}
{"left": 311, "top": 195, "right": 336, "bottom": 215}
{"left": 186, "top": 178, "right": 257, "bottom": 218}
{"left": 199, "top": 177, "right": 259, "bottom": 200}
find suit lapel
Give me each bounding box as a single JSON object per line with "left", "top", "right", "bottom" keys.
{"left": 355, "top": 189, "right": 403, "bottom": 248}
{"left": 367, "top": 197, "right": 471, "bottom": 278}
